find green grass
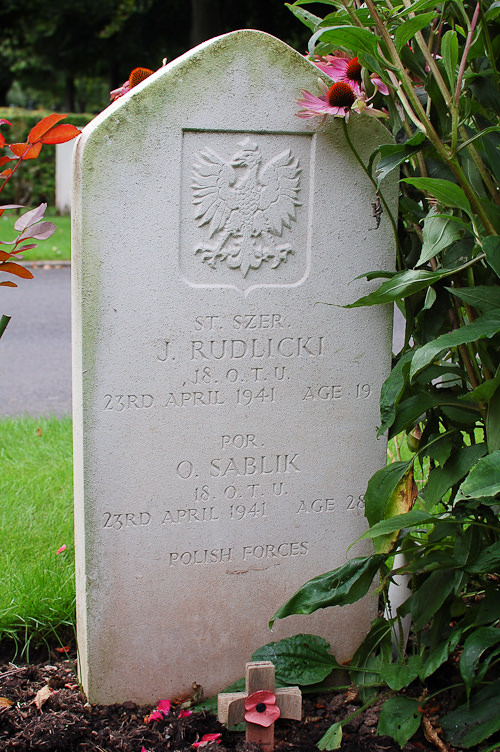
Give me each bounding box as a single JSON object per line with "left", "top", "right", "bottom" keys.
{"left": 0, "top": 416, "right": 75, "bottom": 655}
{"left": 1, "top": 209, "right": 71, "bottom": 263}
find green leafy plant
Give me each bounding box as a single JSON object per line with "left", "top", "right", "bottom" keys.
{"left": 272, "top": 0, "right": 500, "bottom": 748}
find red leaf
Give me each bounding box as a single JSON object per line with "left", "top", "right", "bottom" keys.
{"left": 0, "top": 262, "right": 33, "bottom": 279}
{"left": 0, "top": 250, "right": 14, "bottom": 261}
{"left": 1, "top": 169, "right": 13, "bottom": 178}
{"left": 0, "top": 156, "right": 14, "bottom": 167}
{"left": 41, "top": 124, "right": 80, "bottom": 144}
{"left": 28, "top": 113, "right": 67, "bottom": 144}
{"left": 0, "top": 119, "right": 12, "bottom": 127}
{"left": 0, "top": 280, "right": 17, "bottom": 287}
{"left": 9, "top": 142, "right": 43, "bottom": 159}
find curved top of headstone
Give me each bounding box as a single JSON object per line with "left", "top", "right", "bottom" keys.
{"left": 79, "top": 30, "right": 319, "bottom": 148}
{"left": 75, "top": 28, "right": 389, "bottom": 188}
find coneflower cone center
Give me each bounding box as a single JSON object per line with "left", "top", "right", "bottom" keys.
{"left": 129, "top": 67, "right": 154, "bottom": 88}
{"left": 345, "top": 57, "right": 362, "bottom": 83}
{"left": 327, "top": 81, "right": 356, "bottom": 109}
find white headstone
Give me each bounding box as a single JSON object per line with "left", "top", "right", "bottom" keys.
{"left": 56, "top": 141, "right": 74, "bottom": 213}
{"left": 72, "top": 30, "right": 397, "bottom": 705}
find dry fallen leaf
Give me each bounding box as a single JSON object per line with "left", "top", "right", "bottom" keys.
{"left": 0, "top": 697, "right": 13, "bottom": 709}
{"left": 35, "top": 427, "right": 43, "bottom": 437}
{"left": 33, "top": 685, "right": 53, "bottom": 711}
{"left": 423, "top": 715, "right": 449, "bottom": 752}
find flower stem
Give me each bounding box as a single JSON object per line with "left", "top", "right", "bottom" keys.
{"left": 341, "top": 118, "right": 401, "bottom": 267}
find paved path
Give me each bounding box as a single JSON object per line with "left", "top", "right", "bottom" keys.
{"left": 0, "top": 265, "right": 72, "bottom": 417}
{"left": 0, "top": 265, "right": 406, "bottom": 418}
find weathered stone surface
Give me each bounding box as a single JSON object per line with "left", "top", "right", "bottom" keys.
{"left": 72, "top": 29, "right": 397, "bottom": 705}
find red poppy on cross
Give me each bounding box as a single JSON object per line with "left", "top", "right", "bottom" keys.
{"left": 217, "top": 661, "right": 302, "bottom": 752}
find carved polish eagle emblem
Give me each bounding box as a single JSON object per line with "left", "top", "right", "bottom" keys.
{"left": 191, "top": 138, "right": 301, "bottom": 277}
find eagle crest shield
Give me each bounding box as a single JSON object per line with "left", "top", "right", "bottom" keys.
{"left": 191, "top": 138, "right": 301, "bottom": 277}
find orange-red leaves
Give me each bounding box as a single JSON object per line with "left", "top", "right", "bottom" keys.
{"left": 0, "top": 156, "right": 13, "bottom": 167}
{"left": 41, "top": 123, "right": 81, "bottom": 144}
{"left": 0, "top": 280, "right": 17, "bottom": 287}
{"left": 28, "top": 113, "right": 67, "bottom": 144}
{"left": 0, "top": 262, "right": 33, "bottom": 279}
{"left": 9, "top": 142, "right": 43, "bottom": 159}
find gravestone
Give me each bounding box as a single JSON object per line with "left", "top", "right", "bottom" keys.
{"left": 56, "top": 141, "right": 74, "bottom": 213}
{"left": 72, "top": 29, "right": 398, "bottom": 705}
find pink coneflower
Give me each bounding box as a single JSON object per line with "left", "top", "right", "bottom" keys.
{"left": 313, "top": 54, "right": 389, "bottom": 96}
{"left": 296, "top": 79, "right": 360, "bottom": 120}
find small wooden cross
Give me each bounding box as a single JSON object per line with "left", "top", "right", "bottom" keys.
{"left": 218, "top": 661, "right": 302, "bottom": 752}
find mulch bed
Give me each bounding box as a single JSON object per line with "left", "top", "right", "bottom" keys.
{"left": 0, "top": 644, "right": 452, "bottom": 752}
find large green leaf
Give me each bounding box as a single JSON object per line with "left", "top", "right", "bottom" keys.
{"left": 487, "top": 387, "right": 500, "bottom": 452}
{"left": 456, "top": 449, "right": 500, "bottom": 501}
{"left": 424, "top": 444, "right": 487, "bottom": 507}
{"left": 285, "top": 3, "right": 323, "bottom": 30}
{"left": 308, "top": 25, "right": 379, "bottom": 57}
{"left": 468, "top": 364, "right": 500, "bottom": 402}
{"left": 402, "top": 177, "right": 472, "bottom": 216}
{"left": 460, "top": 627, "right": 500, "bottom": 694}
{"left": 483, "top": 236, "right": 500, "bottom": 277}
{"left": 441, "top": 30, "right": 458, "bottom": 90}
{"left": 270, "top": 555, "right": 385, "bottom": 626}
{"left": 380, "top": 655, "right": 423, "bottom": 691}
{"left": 423, "top": 628, "right": 463, "bottom": 678}
{"left": 364, "top": 461, "right": 411, "bottom": 527}
{"left": 317, "top": 723, "right": 342, "bottom": 751}
{"left": 252, "top": 634, "right": 340, "bottom": 685}
{"left": 465, "top": 539, "right": 500, "bottom": 574}
{"left": 441, "top": 679, "right": 500, "bottom": 747}
{"left": 389, "top": 391, "right": 477, "bottom": 439}
{"left": 345, "top": 269, "right": 450, "bottom": 308}
{"left": 448, "top": 285, "right": 500, "bottom": 312}
{"left": 410, "top": 311, "right": 500, "bottom": 381}
{"left": 399, "top": 570, "right": 456, "bottom": 630}
{"left": 394, "top": 12, "right": 438, "bottom": 52}
{"left": 373, "top": 467, "right": 417, "bottom": 553}
{"left": 372, "top": 132, "right": 426, "bottom": 186}
{"left": 378, "top": 351, "right": 413, "bottom": 436}
{"left": 357, "top": 509, "right": 434, "bottom": 543}
{"left": 378, "top": 697, "right": 421, "bottom": 747}
{"left": 418, "top": 209, "right": 462, "bottom": 266}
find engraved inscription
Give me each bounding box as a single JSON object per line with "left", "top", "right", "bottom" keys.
{"left": 192, "top": 138, "right": 301, "bottom": 277}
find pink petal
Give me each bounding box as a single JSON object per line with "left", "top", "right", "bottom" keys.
{"left": 244, "top": 704, "right": 281, "bottom": 728}
{"left": 179, "top": 708, "right": 192, "bottom": 717}
{"left": 193, "top": 733, "right": 222, "bottom": 747}
{"left": 56, "top": 545, "right": 67, "bottom": 555}
{"left": 157, "top": 699, "right": 171, "bottom": 715}
{"left": 244, "top": 690, "right": 276, "bottom": 711}
{"left": 371, "top": 76, "right": 389, "bottom": 95}
{"left": 314, "top": 56, "right": 349, "bottom": 79}
{"left": 146, "top": 710, "right": 164, "bottom": 722}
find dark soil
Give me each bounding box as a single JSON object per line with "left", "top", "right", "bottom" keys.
{"left": 0, "top": 644, "right": 457, "bottom": 752}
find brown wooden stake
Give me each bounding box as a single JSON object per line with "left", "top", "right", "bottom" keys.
{"left": 218, "top": 661, "right": 302, "bottom": 752}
